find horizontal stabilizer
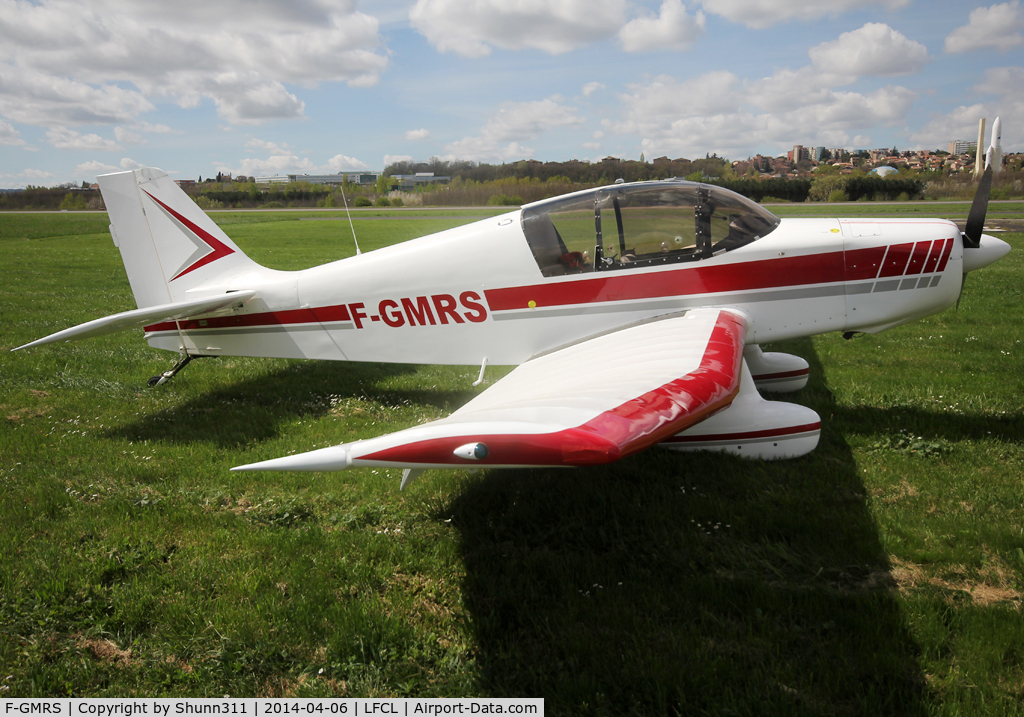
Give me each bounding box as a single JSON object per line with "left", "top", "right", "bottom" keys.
{"left": 13, "top": 291, "right": 256, "bottom": 351}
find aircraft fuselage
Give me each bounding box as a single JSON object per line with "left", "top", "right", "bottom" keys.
{"left": 144, "top": 213, "right": 964, "bottom": 366}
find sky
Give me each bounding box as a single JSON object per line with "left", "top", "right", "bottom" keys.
{"left": 0, "top": 0, "right": 1022, "bottom": 188}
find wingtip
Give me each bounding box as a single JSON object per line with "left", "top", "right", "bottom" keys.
{"left": 12, "top": 338, "right": 48, "bottom": 352}
{"left": 231, "top": 445, "right": 353, "bottom": 473}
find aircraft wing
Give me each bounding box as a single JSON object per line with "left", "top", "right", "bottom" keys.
{"left": 12, "top": 291, "right": 257, "bottom": 351}
{"left": 233, "top": 307, "right": 747, "bottom": 481}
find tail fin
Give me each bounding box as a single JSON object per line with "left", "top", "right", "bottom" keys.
{"left": 98, "top": 168, "right": 258, "bottom": 308}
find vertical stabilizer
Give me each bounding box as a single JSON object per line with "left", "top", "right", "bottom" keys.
{"left": 98, "top": 168, "right": 257, "bottom": 308}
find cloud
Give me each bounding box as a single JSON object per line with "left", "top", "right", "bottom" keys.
{"left": 24, "top": 168, "right": 55, "bottom": 180}
{"left": 234, "top": 150, "right": 369, "bottom": 177}
{"left": 246, "top": 139, "right": 294, "bottom": 154}
{"left": 383, "top": 154, "right": 414, "bottom": 168}
{"left": 809, "top": 23, "right": 929, "bottom": 78}
{"left": 46, "top": 127, "right": 122, "bottom": 151}
{"left": 442, "top": 97, "right": 585, "bottom": 161}
{"left": 237, "top": 154, "right": 317, "bottom": 177}
{"left": 608, "top": 68, "right": 917, "bottom": 158}
{"left": 582, "top": 82, "right": 606, "bottom": 97}
{"left": 977, "top": 64, "right": 1024, "bottom": 95}
{"left": 619, "top": 0, "right": 706, "bottom": 52}
{"left": 325, "top": 154, "right": 370, "bottom": 171}
{"left": 410, "top": 0, "right": 628, "bottom": 57}
{"left": 74, "top": 160, "right": 121, "bottom": 176}
{"left": 610, "top": 72, "right": 743, "bottom": 134}
{"left": 114, "top": 127, "right": 144, "bottom": 145}
{"left": 697, "top": 0, "right": 910, "bottom": 29}
{"left": 0, "top": 63, "right": 153, "bottom": 126}
{"left": 443, "top": 137, "right": 534, "bottom": 162}
{"left": 484, "top": 98, "right": 585, "bottom": 141}
{"left": 0, "top": 119, "right": 25, "bottom": 146}
{"left": 0, "top": 0, "right": 387, "bottom": 127}
{"left": 404, "top": 128, "right": 431, "bottom": 140}
{"left": 198, "top": 72, "right": 306, "bottom": 125}
{"left": 907, "top": 104, "right": 988, "bottom": 149}
{"left": 907, "top": 67, "right": 1024, "bottom": 152}
{"left": 135, "top": 121, "right": 180, "bottom": 134}
{"left": 944, "top": 1, "right": 1024, "bottom": 54}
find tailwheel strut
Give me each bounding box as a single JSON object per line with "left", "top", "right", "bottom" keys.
{"left": 148, "top": 353, "right": 202, "bottom": 387}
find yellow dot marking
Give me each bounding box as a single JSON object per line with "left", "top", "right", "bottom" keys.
{"left": 528, "top": 300, "right": 537, "bottom": 309}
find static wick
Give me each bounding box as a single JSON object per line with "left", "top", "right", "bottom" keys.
{"left": 472, "top": 357, "right": 489, "bottom": 387}
{"left": 339, "top": 183, "right": 361, "bottom": 256}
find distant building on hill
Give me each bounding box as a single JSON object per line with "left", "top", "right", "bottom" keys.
{"left": 948, "top": 140, "right": 976, "bottom": 155}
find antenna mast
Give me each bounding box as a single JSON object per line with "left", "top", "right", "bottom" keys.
{"left": 338, "top": 180, "right": 361, "bottom": 256}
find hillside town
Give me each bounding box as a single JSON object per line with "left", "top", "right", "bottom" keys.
{"left": 217, "top": 139, "right": 1023, "bottom": 188}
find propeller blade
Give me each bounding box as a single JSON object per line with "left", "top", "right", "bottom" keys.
{"left": 963, "top": 165, "right": 992, "bottom": 249}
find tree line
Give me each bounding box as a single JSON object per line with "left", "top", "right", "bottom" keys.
{"left": 2, "top": 157, "right": 1018, "bottom": 211}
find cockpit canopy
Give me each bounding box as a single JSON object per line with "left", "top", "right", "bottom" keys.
{"left": 521, "top": 180, "right": 781, "bottom": 277}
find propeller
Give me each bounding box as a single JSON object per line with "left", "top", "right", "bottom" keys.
{"left": 956, "top": 152, "right": 992, "bottom": 311}
{"left": 955, "top": 141, "right": 1013, "bottom": 308}
{"left": 962, "top": 159, "right": 992, "bottom": 249}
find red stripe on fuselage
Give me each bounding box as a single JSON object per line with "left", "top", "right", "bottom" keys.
{"left": 145, "top": 304, "right": 351, "bottom": 333}
{"left": 143, "top": 238, "right": 955, "bottom": 335}
{"left": 878, "top": 242, "right": 914, "bottom": 278}
{"left": 922, "top": 240, "right": 942, "bottom": 274}
{"left": 905, "top": 241, "right": 932, "bottom": 276}
{"left": 485, "top": 251, "right": 848, "bottom": 311}
{"left": 844, "top": 246, "right": 888, "bottom": 281}
{"left": 935, "top": 237, "right": 954, "bottom": 272}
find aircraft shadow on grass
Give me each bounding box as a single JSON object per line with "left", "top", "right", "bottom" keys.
{"left": 98, "top": 336, "right": 1007, "bottom": 713}
{"left": 835, "top": 403, "right": 1023, "bottom": 446}
{"left": 103, "top": 359, "right": 478, "bottom": 449}
{"left": 440, "top": 338, "right": 930, "bottom": 715}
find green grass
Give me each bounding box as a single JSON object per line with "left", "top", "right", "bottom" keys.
{"left": 769, "top": 200, "right": 1024, "bottom": 221}
{"left": 2, "top": 208, "right": 1023, "bottom": 714}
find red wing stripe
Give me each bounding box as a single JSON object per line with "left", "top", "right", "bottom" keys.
{"left": 358, "top": 311, "right": 747, "bottom": 467}
{"left": 751, "top": 368, "right": 809, "bottom": 381}
{"left": 142, "top": 190, "right": 236, "bottom": 280}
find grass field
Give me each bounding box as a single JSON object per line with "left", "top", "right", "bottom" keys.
{"left": 2, "top": 207, "right": 1023, "bottom": 714}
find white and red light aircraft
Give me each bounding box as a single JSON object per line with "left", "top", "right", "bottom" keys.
{"left": 16, "top": 165, "right": 1010, "bottom": 487}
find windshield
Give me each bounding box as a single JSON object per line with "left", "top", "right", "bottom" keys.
{"left": 521, "top": 180, "right": 780, "bottom": 275}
